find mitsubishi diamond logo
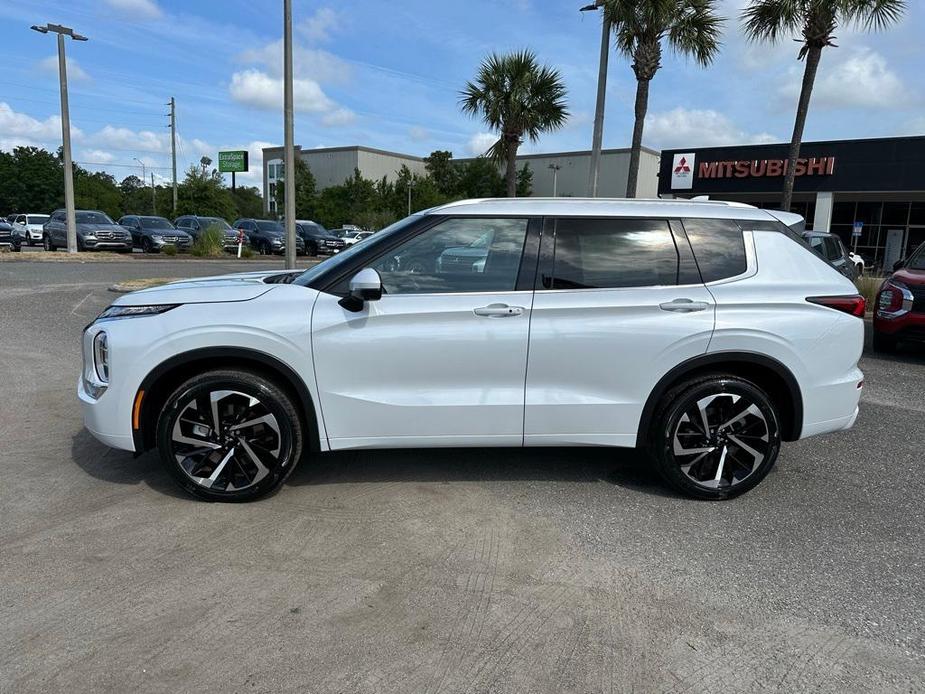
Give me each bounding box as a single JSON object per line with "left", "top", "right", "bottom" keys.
{"left": 671, "top": 152, "right": 695, "bottom": 190}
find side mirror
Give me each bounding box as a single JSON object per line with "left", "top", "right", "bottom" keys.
{"left": 893, "top": 259, "right": 905, "bottom": 271}
{"left": 339, "top": 268, "right": 382, "bottom": 312}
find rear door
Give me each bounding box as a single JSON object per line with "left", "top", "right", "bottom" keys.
{"left": 524, "top": 216, "right": 714, "bottom": 447}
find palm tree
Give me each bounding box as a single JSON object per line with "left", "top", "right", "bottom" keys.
{"left": 460, "top": 50, "right": 568, "bottom": 197}
{"left": 742, "top": 0, "right": 906, "bottom": 211}
{"left": 604, "top": 0, "right": 723, "bottom": 198}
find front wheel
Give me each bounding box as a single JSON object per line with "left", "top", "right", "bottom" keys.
{"left": 156, "top": 369, "right": 304, "bottom": 502}
{"left": 43, "top": 235, "right": 55, "bottom": 251}
{"left": 649, "top": 374, "right": 781, "bottom": 500}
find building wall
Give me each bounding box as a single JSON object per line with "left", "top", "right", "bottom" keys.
{"left": 356, "top": 149, "right": 426, "bottom": 183}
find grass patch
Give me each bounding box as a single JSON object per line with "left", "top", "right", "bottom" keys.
{"left": 190, "top": 226, "right": 227, "bottom": 257}
{"left": 856, "top": 274, "right": 884, "bottom": 310}
{"left": 162, "top": 244, "right": 178, "bottom": 256}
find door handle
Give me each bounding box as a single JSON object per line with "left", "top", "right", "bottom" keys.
{"left": 473, "top": 303, "right": 524, "bottom": 318}
{"left": 659, "top": 298, "right": 710, "bottom": 313}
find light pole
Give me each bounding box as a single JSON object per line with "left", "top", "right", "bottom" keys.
{"left": 407, "top": 178, "right": 413, "bottom": 215}
{"left": 282, "top": 0, "right": 297, "bottom": 270}
{"left": 133, "top": 157, "right": 146, "bottom": 186}
{"left": 31, "top": 23, "right": 87, "bottom": 254}
{"left": 548, "top": 164, "right": 561, "bottom": 197}
{"left": 580, "top": 2, "right": 609, "bottom": 198}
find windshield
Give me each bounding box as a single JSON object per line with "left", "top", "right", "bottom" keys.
{"left": 202, "top": 217, "right": 231, "bottom": 230}
{"left": 295, "top": 215, "right": 422, "bottom": 287}
{"left": 297, "top": 221, "right": 326, "bottom": 233}
{"left": 27, "top": 215, "right": 49, "bottom": 225}
{"left": 907, "top": 243, "right": 925, "bottom": 270}
{"left": 256, "top": 220, "right": 284, "bottom": 232}
{"left": 140, "top": 217, "right": 174, "bottom": 229}
{"left": 76, "top": 212, "right": 115, "bottom": 225}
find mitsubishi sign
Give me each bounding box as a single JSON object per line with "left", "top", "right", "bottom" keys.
{"left": 671, "top": 153, "right": 695, "bottom": 190}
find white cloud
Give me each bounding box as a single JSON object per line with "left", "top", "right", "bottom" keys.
{"left": 81, "top": 149, "right": 115, "bottom": 163}
{"left": 321, "top": 108, "right": 356, "bottom": 127}
{"left": 103, "top": 0, "right": 163, "bottom": 20}
{"left": 0, "top": 102, "right": 81, "bottom": 149}
{"left": 229, "top": 69, "right": 335, "bottom": 113}
{"left": 778, "top": 47, "right": 907, "bottom": 110}
{"left": 467, "top": 132, "right": 498, "bottom": 156}
{"left": 90, "top": 125, "right": 168, "bottom": 153}
{"left": 644, "top": 108, "right": 777, "bottom": 148}
{"left": 409, "top": 126, "right": 430, "bottom": 142}
{"left": 238, "top": 41, "right": 350, "bottom": 84}
{"left": 299, "top": 8, "right": 338, "bottom": 42}
{"left": 37, "top": 55, "right": 90, "bottom": 82}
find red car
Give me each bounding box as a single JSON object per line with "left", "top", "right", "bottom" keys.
{"left": 873, "top": 242, "right": 925, "bottom": 352}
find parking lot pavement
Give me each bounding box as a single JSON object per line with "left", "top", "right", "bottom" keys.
{"left": 1, "top": 260, "right": 923, "bottom": 693}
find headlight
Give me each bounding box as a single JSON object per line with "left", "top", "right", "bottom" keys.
{"left": 93, "top": 331, "right": 109, "bottom": 383}
{"left": 271, "top": 238, "right": 283, "bottom": 245}
{"left": 84, "top": 234, "right": 97, "bottom": 240}
{"left": 151, "top": 235, "right": 164, "bottom": 242}
{"left": 97, "top": 304, "right": 178, "bottom": 320}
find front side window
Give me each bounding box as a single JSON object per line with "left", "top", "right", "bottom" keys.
{"left": 683, "top": 218, "right": 747, "bottom": 283}
{"left": 371, "top": 217, "right": 529, "bottom": 295}
{"left": 256, "top": 221, "right": 283, "bottom": 232}
{"left": 549, "top": 218, "right": 678, "bottom": 289}
{"left": 141, "top": 217, "right": 173, "bottom": 229}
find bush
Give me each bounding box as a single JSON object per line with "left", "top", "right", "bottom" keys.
{"left": 855, "top": 274, "right": 884, "bottom": 311}
{"left": 240, "top": 246, "right": 254, "bottom": 259}
{"left": 162, "top": 244, "right": 178, "bottom": 256}
{"left": 190, "top": 225, "right": 226, "bottom": 257}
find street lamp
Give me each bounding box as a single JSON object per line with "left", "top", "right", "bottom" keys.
{"left": 548, "top": 164, "right": 561, "bottom": 197}
{"left": 31, "top": 23, "right": 88, "bottom": 254}
{"left": 580, "top": 2, "right": 609, "bottom": 198}
{"left": 133, "top": 157, "right": 146, "bottom": 185}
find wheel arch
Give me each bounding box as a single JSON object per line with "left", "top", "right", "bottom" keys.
{"left": 636, "top": 351, "right": 803, "bottom": 447}
{"left": 132, "top": 347, "right": 321, "bottom": 455}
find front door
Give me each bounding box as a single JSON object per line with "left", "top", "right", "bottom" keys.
{"left": 312, "top": 216, "right": 537, "bottom": 449}
{"left": 524, "top": 216, "right": 715, "bottom": 447}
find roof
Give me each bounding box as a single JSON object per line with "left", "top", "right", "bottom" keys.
{"left": 424, "top": 197, "right": 775, "bottom": 221}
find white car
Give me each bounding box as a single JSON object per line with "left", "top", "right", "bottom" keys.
{"left": 11, "top": 213, "right": 50, "bottom": 245}
{"left": 79, "top": 198, "right": 865, "bottom": 502}
{"left": 334, "top": 229, "right": 373, "bottom": 246}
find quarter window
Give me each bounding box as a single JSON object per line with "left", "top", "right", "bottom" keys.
{"left": 549, "top": 218, "right": 679, "bottom": 289}
{"left": 370, "top": 217, "right": 529, "bottom": 295}
{"left": 683, "top": 218, "right": 747, "bottom": 283}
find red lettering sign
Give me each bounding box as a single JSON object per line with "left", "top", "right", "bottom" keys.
{"left": 691, "top": 156, "right": 837, "bottom": 180}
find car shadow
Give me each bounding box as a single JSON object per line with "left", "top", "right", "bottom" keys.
{"left": 863, "top": 323, "right": 925, "bottom": 365}
{"left": 70, "top": 429, "right": 677, "bottom": 500}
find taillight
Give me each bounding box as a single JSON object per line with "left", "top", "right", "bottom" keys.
{"left": 807, "top": 295, "right": 866, "bottom": 317}
{"left": 878, "top": 286, "right": 903, "bottom": 313}
{"left": 876, "top": 280, "right": 913, "bottom": 318}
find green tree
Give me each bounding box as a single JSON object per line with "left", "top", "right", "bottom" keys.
{"left": 0, "top": 146, "right": 63, "bottom": 214}
{"left": 120, "top": 175, "right": 155, "bottom": 215}
{"left": 456, "top": 157, "right": 506, "bottom": 199}
{"left": 231, "top": 186, "right": 265, "bottom": 219}
{"left": 516, "top": 162, "right": 533, "bottom": 197}
{"left": 460, "top": 50, "right": 568, "bottom": 197}
{"left": 176, "top": 166, "right": 236, "bottom": 220}
{"left": 274, "top": 157, "right": 317, "bottom": 219}
{"left": 424, "top": 150, "right": 459, "bottom": 196}
{"left": 604, "top": 0, "right": 723, "bottom": 198}
{"left": 742, "top": 0, "right": 906, "bottom": 210}
{"left": 74, "top": 167, "right": 122, "bottom": 218}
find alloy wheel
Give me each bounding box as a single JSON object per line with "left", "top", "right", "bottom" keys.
{"left": 170, "top": 389, "right": 284, "bottom": 492}
{"left": 671, "top": 392, "right": 771, "bottom": 490}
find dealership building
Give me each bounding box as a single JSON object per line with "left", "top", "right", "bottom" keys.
{"left": 658, "top": 135, "right": 925, "bottom": 271}
{"left": 261, "top": 144, "right": 659, "bottom": 215}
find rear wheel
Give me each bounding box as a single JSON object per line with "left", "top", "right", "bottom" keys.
{"left": 156, "top": 369, "right": 304, "bottom": 502}
{"left": 43, "top": 234, "right": 55, "bottom": 251}
{"left": 649, "top": 374, "right": 781, "bottom": 500}
{"left": 872, "top": 332, "right": 898, "bottom": 353}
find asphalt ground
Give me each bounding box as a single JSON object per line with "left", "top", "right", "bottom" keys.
{"left": 1, "top": 259, "right": 923, "bottom": 693}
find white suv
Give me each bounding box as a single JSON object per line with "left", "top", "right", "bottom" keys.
{"left": 79, "top": 198, "right": 865, "bottom": 502}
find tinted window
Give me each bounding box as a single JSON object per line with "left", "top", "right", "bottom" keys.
{"left": 76, "top": 212, "right": 115, "bottom": 225}
{"left": 141, "top": 217, "right": 174, "bottom": 229}
{"left": 683, "top": 218, "right": 747, "bottom": 283}
{"left": 256, "top": 220, "right": 283, "bottom": 232}
{"left": 550, "top": 218, "right": 678, "bottom": 289}
{"left": 907, "top": 244, "right": 925, "bottom": 270}
{"left": 201, "top": 217, "right": 230, "bottom": 230}
{"left": 27, "top": 215, "right": 49, "bottom": 225}
{"left": 370, "top": 217, "right": 528, "bottom": 295}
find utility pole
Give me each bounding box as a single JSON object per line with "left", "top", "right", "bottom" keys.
{"left": 168, "top": 97, "right": 177, "bottom": 214}
{"left": 580, "top": 2, "right": 609, "bottom": 198}
{"left": 151, "top": 172, "right": 156, "bottom": 214}
{"left": 548, "top": 164, "right": 561, "bottom": 197}
{"left": 32, "top": 23, "right": 87, "bottom": 253}
{"left": 407, "top": 178, "right": 413, "bottom": 215}
{"left": 282, "top": 0, "right": 297, "bottom": 270}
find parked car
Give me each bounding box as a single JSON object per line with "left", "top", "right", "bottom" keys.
{"left": 11, "top": 213, "right": 50, "bottom": 245}
{"left": 294, "top": 220, "right": 346, "bottom": 256}
{"left": 174, "top": 216, "right": 244, "bottom": 252}
{"left": 232, "top": 219, "right": 305, "bottom": 256}
{"left": 849, "top": 251, "right": 865, "bottom": 276}
{"left": 872, "top": 242, "right": 925, "bottom": 352}
{"left": 79, "top": 198, "right": 865, "bottom": 502}
{"left": 43, "top": 210, "right": 132, "bottom": 252}
{"left": 330, "top": 228, "right": 371, "bottom": 246}
{"left": 802, "top": 231, "right": 856, "bottom": 280}
{"left": 119, "top": 215, "right": 193, "bottom": 253}
{"left": 0, "top": 220, "right": 22, "bottom": 252}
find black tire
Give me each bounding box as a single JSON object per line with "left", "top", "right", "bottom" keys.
{"left": 142, "top": 238, "right": 156, "bottom": 253}
{"left": 155, "top": 369, "right": 304, "bottom": 502}
{"left": 307, "top": 241, "right": 318, "bottom": 257}
{"left": 648, "top": 374, "right": 781, "bottom": 500}
{"left": 872, "top": 332, "right": 898, "bottom": 353}
{"left": 43, "top": 234, "right": 56, "bottom": 251}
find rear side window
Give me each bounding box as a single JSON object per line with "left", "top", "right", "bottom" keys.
{"left": 550, "top": 218, "right": 679, "bottom": 289}
{"left": 682, "top": 218, "right": 747, "bottom": 283}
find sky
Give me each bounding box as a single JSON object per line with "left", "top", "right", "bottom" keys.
{"left": 0, "top": 0, "right": 922, "bottom": 189}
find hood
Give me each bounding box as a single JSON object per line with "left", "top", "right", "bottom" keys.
{"left": 79, "top": 223, "right": 129, "bottom": 233}
{"left": 112, "top": 270, "right": 294, "bottom": 306}
{"left": 893, "top": 266, "right": 925, "bottom": 286}
{"left": 441, "top": 246, "right": 488, "bottom": 258}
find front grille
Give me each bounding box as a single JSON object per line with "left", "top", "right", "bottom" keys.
{"left": 440, "top": 255, "right": 477, "bottom": 271}
{"left": 911, "top": 287, "right": 925, "bottom": 313}
{"left": 95, "top": 230, "right": 127, "bottom": 240}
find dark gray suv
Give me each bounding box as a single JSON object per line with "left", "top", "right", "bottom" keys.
{"left": 174, "top": 215, "right": 243, "bottom": 251}
{"left": 232, "top": 218, "right": 305, "bottom": 255}
{"left": 43, "top": 210, "right": 132, "bottom": 252}
{"left": 119, "top": 215, "right": 193, "bottom": 253}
